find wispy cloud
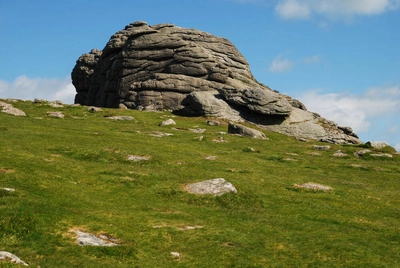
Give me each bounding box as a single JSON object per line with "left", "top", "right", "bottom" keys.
{"left": 297, "top": 85, "right": 400, "bottom": 146}
{"left": 0, "top": 75, "right": 75, "bottom": 104}
{"left": 269, "top": 54, "right": 321, "bottom": 72}
{"left": 269, "top": 55, "right": 295, "bottom": 72}
{"left": 275, "top": 0, "right": 400, "bottom": 20}
{"left": 302, "top": 55, "right": 321, "bottom": 64}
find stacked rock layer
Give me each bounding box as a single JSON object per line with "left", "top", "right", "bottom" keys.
{"left": 72, "top": 21, "right": 361, "bottom": 144}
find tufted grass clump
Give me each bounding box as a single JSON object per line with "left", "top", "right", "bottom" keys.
{"left": 0, "top": 99, "right": 399, "bottom": 267}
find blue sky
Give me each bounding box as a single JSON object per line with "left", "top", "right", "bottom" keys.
{"left": 1, "top": 0, "right": 399, "bottom": 150}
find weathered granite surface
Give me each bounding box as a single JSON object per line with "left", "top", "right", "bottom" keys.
{"left": 72, "top": 21, "right": 361, "bottom": 144}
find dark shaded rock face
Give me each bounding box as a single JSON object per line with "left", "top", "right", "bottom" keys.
{"left": 72, "top": 21, "right": 361, "bottom": 144}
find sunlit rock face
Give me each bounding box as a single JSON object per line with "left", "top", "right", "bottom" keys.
{"left": 72, "top": 21, "right": 361, "bottom": 144}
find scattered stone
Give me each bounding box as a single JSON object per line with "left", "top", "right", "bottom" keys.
{"left": 354, "top": 149, "right": 372, "bottom": 157}
{"left": 245, "top": 147, "right": 256, "bottom": 152}
{"left": 49, "top": 103, "right": 64, "bottom": 108}
{"left": 170, "top": 252, "right": 180, "bottom": 258}
{"left": 33, "top": 98, "right": 46, "bottom": 104}
{"left": 218, "top": 132, "right": 227, "bottom": 135}
{"left": 212, "top": 137, "right": 227, "bottom": 143}
{"left": 350, "top": 164, "right": 364, "bottom": 168}
{"left": 88, "top": 106, "right": 103, "bottom": 112}
{"left": 294, "top": 182, "right": 332, "bottom": 191}
{"left": 119, "top": 103, "right": 128, "bottom": 110}
{"left": 370, "top": 153, "right": 393, "bottom": 158}
{"left": 177, "top": 226, "right": 203, "bottom": 231}
{"left": 46, "top": 111, "right": 64, "bottom": 118}
{"left": 0, "top": 101, "right": 26, "bottom": 116}
{"left": 366, "top": 141, "right": 390, "bottom": 149}
{"left": 49, "top": 101, "right": 64, "bottom": 108}
{"left": 107, "top": 116, "right": 134, "bottom": 120}
{"left": 5, "top": 98, "right": 20, "bottom": 103}
{"left": 148, "top": 131, "right": 173, "bottom": 137}
{"left": 310, "top": 152, "right": 321, "bottom": 156}
{"left": 127, "top": 155, "right": 150, "bottom": 161}
{"left": 284, "top": 158, "right": 298, "bottom": 161}
{"left": 189, "top": 128, "right": 206, "bottom": 133}
{"left": 74, "top": 230, "right": 118, "bottom": 247}
{"left": 0, "top": 251, "right": 28, "bottom": 266}
{"left": 199, "top": 136, "right": 204, "bottom": 141}
{"left": 333, "top": 150, "right": 348, "bottom": 157}
{"left": 185, "top": 178, "right": 237, "bottom": 196}
{"left": 1, "top": 188, "right": 15, "bottom": 192}
{"left": 286, "top": 153, "right": 299, "bottom": 156}
{"left": 205, "top": 156, "right": 217, "bottom": 160}
{"left": 228, "top": 122, "right": 267, "bottom": 139}
{"left": 297, "top": 137, "right": 307, "bottom": 142}
{"left": 313, "top": 145, "right": 331, "bottom": 150}
{"left": 159, "top": 119, "right": 176, "bottom": 126}
{"left": 206, "top": 120, "right": 220, "bottom": 126}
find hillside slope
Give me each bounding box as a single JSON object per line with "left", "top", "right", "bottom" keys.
{"left": 1, "top": 99, "right": 399, "bottom": 267}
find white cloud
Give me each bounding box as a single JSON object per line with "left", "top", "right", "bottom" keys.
{"left": 269, "top": 55, "right": 294, "bottom": 72}
{"left": 0, "top": 75, "right": 75, "bottom": 104}
{"left": 298, "top": 86, "right": 400, "bottom": 132}
{"left": 275, "top": 0, "right": 400, "bottom": 20}
{"left": 302, "top": 55, "right": 321, "bottom": 64}
{"left": 297, "top": 86, "right": 400, "bottom": 145}
{"left": 276, "top": 0, "right": 311, "bottom": 19}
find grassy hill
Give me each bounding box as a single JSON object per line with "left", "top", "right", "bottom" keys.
{"left": 1, "top": 100, "right": 399, "bottom": 267}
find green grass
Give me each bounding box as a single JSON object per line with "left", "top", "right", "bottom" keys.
{"left": 1, "top": 99, "right": 399, "bottom": 267}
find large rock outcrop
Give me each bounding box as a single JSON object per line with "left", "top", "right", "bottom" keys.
{"left": 72, "top": 21, "right": 361, "bottom": 144}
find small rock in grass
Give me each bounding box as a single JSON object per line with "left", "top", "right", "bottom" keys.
{"left": 370, "top": 153, "right": 393, "bottom": 158}
{"left": 294, "top": 182, "right": 332, "bottom": 191}
{"left": 107, "top": 116, "right": 134, "bottom": 120}
{"left": 0, "top": 251, "right": 29, "bottom": 266}
{"left": 206, "top": 120, "right": 220, "bottom": 126}
{"left": 185, "top": 178, "right": 237, "bottom": 196}
{"left": 212, "top": 137, "right": 226, "bottom": 143}
{"left": 148, "top": 131, "right": 173, "bottom": 137}
{"left": 46, "top": 111, "right": 64, "bottom": 118}
{"left": 354, "top": 149, "right": 372, "bottom": 157}
{"left": 205, "top": 156, "right": 217, "bottom": 160}
{"left": 189, "top": 128, "right": 206, "bottom": 133}
{"left": 313, "top": 145, "right": 331, "bottom": 150}
{"left": 178, "top": 226, "right": 203, "bottom": 230}
{"left": 1, "top": 188, "right": 15, "bottom": 192}
{"left": 88, "top": 106, "right": 103, "bottom": 112}
{"left": 74, "top": 230, "right": 118, "bottom": 247}
{"left": 170, "top": 252, "right": 180, "bottom": 258}
{"left": 159, "top": 119, "right": 176, "bottom": 126}
{"left": 333, "top": 150, "right": 347, "bottom": 157}
{"left": 127, "top": 155, "right": 150, "bottom": 161}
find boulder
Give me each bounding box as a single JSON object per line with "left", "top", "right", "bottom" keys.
{"left": 366, "top": 141, "right": 390, "bottom": 150}
{"left": 354, "top": 149, "right": 372, "bottom": 157}
{"left": 72, "top": 21, "right": 362, "bottom": 144}
{"left": 228, "top": 122, "right": 267, "bottom": 139}
{"left": 0, "top": 101, "right": 26, "bottom": 116}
